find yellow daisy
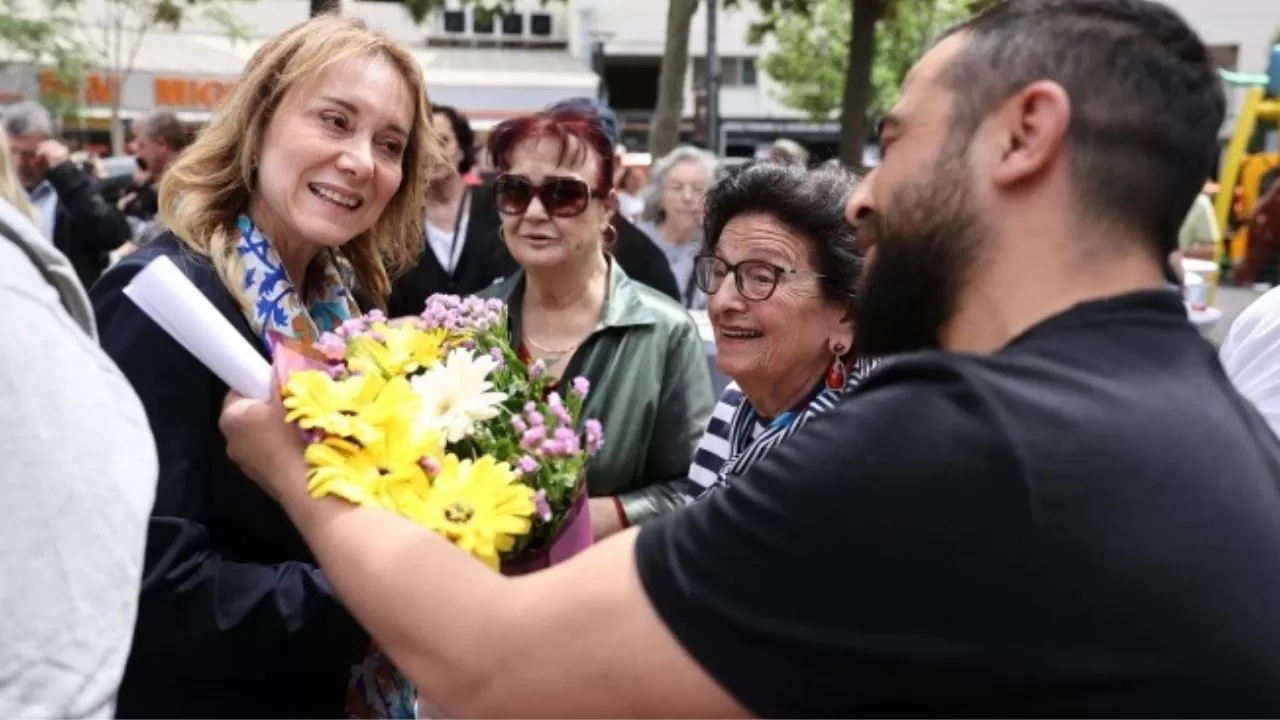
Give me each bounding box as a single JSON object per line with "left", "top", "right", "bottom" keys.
{"left": 414, "top": 454, "right": 536, "bottom": 570}
{"left": 347, "top": 323, "right": 449, "bottom": 378}
{"left": 283, "top": 371, "right": 420, "bottom": 446}
{"left": 306, "top": 416, "right": 447, "bottom": 512}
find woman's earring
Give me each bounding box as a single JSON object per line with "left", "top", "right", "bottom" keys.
{"left": 826, "top": 341, "right": 847, "bottom": 390}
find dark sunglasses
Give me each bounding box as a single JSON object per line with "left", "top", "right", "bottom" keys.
{"left": 494, "top": 174, "right": 600, "bottom": 218}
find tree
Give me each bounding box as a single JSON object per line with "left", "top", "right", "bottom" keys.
{"left": 4, "top": 0, "right": 246, "bottom": 154}
{"left": 648, "top": 0, "right": 700, "bottom": 158}
{"left": 0, "top": 0, "right": 93, "bottom": 119}
{"left": 755, "top": 0, "right": 975, "bottom": 167}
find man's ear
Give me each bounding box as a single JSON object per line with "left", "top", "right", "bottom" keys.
{"left": 989, "top": 80, "right": 1071, "bottom": 189}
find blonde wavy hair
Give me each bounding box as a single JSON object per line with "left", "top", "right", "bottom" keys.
{"left": 158, "top": 14, "right": 444, "bottom": 302}
{"left": 0, "top": 132, "right": 41, "bottom": 226}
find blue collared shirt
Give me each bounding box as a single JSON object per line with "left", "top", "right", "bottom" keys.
{"left": 28, "top": 180, "right": 57, "bottom": 239}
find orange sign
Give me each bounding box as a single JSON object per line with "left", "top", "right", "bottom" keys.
{"left": 154, "top": 76, "right": 233, "bottom": 109}
{"left": 39, "top": 70, "right": 117, "bottom": 105}
{"left": 36, "top": 70, "right": 235, "bottom": 110}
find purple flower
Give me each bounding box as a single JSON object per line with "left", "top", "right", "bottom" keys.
{"left": 511, "top": 414, "right": 528, "bottom": 433}
{"left": 419, "top": 456, "right": 441, "bottom": 475}
{"left": 571, "top": 376, "right": 590, "bottom": 397}
{"left": 517, "top": 455, "right": 539, "bottom": 475}
{"left": 520, "top": 426, "right": 546, "bottom": 451}
{"left": 547, "top": 392, "right": 564, "bottom": 408}
{"left": 489, "top": 347, "right": 504, "bottom": 368}
{"left": 365, "top": 309, "right": 387, "bottom": 324}
{"left": 584, "top": 418, "right": 604, "bottom": 455}
{"left": 539, "top": 439, "right": 564, "bottom": 457}
{"left": 533, "top": 489, "right": 552, "bottom": 522}
{"left": 529, "top": 359, "right": 547, "bottom": 381}
{"left": 551, "top": 404, "right": 572, "bottom": 427}
{"left": 314, "top": 333, "right": 345, "bottom": 361}
{"left": 340, "top": 318, "right": 366, "bottom": 336}
{"left": 526, "top": 409, "right": 545, "bottom": 427}
{"left": 302, "top": 429, "right": 326, "bottom": 445}
{"left": 553, "top": 427, "right": 581, "bottom": 455}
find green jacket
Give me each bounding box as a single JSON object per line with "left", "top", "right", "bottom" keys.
{"left": 482, "top": 262, "right": 715, "bottom": 526}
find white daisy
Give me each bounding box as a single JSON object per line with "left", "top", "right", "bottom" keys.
{"left": 410, "top": 348, "right": 509, "bottom": 443}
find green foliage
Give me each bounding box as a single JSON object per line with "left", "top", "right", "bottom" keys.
{"left": 754, "top": 0, "right": 850, "bottom": 120}
{"left": 756, "top": 0, "right": 975, "bottom": 122}
{"left": 0, "top": 0, "right": 89, "bottom": 116}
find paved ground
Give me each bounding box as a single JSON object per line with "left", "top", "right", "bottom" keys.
{"left": 1207, "top": 286, "right": 1265, "bottom": 347}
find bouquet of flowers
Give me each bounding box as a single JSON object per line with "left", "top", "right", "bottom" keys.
{"left": 277, "top": 293, "right": 602, "bottom": 568}
{"left": 273, "top": 294, "right": 604, "bottom": 717}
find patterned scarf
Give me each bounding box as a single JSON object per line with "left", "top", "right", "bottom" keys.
{"left": 233, "top": 214, "right": 359, "bottom": 350}
{"left": 709, "top": 355, "right": 881, "bottom": 494}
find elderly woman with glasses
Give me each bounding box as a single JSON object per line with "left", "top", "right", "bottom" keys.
{"left": 634, "top": 145, "right": 719, "bottom": 309}
{"left": 481, "top": 108, "right": 715, "bottom": 540}
{"left": 686, "top": 161, "right": 878, "bottom": 499}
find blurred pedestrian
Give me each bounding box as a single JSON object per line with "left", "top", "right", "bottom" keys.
{"left": 2, "top": 101, "right": 132, "bottom": 288}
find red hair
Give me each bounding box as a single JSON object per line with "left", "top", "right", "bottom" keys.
{"left": 486, "top": 108, "right": 615, "bottom": 194}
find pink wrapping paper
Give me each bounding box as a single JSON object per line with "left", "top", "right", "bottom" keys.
{"left": 268, "top": 330, "right": 331, "bottom": 386}
{"left": 502, "top": 491, "right": 594, "bottom": 575}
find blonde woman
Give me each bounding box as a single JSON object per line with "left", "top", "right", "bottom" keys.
{"left": 88, "top": 15, "right": 443, "bottom": 718}
{"left": 0, "top": 132, "right": 41, "bottom": 227}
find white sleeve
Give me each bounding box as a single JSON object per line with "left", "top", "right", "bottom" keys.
{"left": 0, "top": 245, "right": 156, "bottom": 718}
{"left": 1220, "top": 287, "right": 1280, "bottom": 438}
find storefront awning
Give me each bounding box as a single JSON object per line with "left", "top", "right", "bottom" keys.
{"left": 414, "top": 47, "right": 599, "bottom": 113}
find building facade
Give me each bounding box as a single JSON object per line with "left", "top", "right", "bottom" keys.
{"left": 0, "top": 0, "right": 600, "bottom": 150}
{"left": 576, "top": 0, "right": 836, "bottom": 158}
{"left": 1151, "top": 0, "right": 1277, "bottom": 135}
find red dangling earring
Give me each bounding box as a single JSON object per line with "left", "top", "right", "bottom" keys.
{"left": 826, "top": 342, "right": 847, "bottom": 390}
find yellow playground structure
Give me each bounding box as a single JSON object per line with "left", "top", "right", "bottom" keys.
{"left": 1216, "top": 60, "right": 1280, "bottom": 269}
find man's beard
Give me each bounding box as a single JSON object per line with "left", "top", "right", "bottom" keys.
{"left": 853, "top": 141, "right": 984, "bottom": 357}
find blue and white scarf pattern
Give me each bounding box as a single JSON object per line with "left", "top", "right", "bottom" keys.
{"left": 233, "top": 214, "right": 358, "bottom": 351}
{"left": 700, "top": 355, "right": 882, "bottom": 496}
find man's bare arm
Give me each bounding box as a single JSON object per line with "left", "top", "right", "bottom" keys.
{"left": 282, "top": 471, "right": 748, "bottom": 718}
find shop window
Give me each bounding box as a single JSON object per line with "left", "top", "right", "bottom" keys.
{"left": 442, "top": 10, "right": 465, "bottom": 33}
{"left": 530, "top": 13, "right": 552, "bottom": 37}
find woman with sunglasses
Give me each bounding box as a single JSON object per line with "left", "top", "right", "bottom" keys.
{"left": 685, "top": 161, "right": 879, "bottom": 500}
{"left": 482, "top": 107, "right": 716, "bottom": 540}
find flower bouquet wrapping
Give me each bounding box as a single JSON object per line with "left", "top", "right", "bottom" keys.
{"left": 272, "top": 295, "right": 604, "bottom": 718}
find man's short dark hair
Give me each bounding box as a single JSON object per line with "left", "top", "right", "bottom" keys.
{"left": 135, "top": 111, "right": 190, "bottom": 152}
{"left": 940, "top": 0, "right": 1225, "bottom": 255}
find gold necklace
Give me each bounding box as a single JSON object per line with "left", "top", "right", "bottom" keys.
{"left": 523, "top": 332, "right": 582, "bottom": 356}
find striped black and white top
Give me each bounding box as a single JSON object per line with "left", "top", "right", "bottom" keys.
{"left": 686, "top": 356, "right": 882, "bottom": 501}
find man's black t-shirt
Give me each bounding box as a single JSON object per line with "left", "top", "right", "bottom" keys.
{"left": 636, "top": 291, "right": 1280, "bottom": 717}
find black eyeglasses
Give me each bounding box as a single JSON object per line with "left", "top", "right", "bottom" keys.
{"left": 693, "top": 255, "right": 824, "bottom": 302}
{"left": 494, "top": 174, "right": 601, "bottom": 218}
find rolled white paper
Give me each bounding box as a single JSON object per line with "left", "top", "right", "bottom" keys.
{"left": 123, "top": 255, "right": 274, "bottom": 401}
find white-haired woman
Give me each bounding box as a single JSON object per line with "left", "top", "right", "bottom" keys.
{"left": 635, "top": 145, "right": 719, "bottom": 309}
